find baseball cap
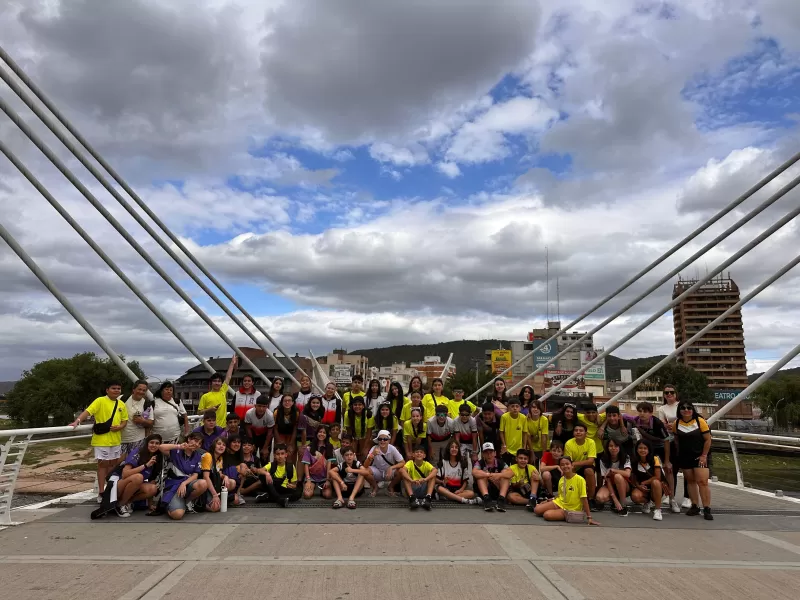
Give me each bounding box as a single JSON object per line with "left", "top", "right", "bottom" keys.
{"left": 482, "top": 442, "right": 495, "bottom": 451}
{"left": 374, "top": 429, "right": 391, "bottom": 442}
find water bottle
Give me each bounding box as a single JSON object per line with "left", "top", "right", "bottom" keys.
{"left": 220, "top": 487, "right": 228, "bottom": 513}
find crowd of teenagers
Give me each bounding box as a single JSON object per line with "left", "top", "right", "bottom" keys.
{"left": 70, "top": 361, "right": 714, "bottom": 524}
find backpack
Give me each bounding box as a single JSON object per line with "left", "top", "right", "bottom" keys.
{"left": 269, "top": 461, "right": 295, "bottom": 482}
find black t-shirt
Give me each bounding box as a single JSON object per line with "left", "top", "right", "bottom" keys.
{"left": 629, "top": 416, "right": 668, "bottom": 449}
{"left": 477, "top": 416, "right": 501, "bottom": 447}
{"left": 475, "top": 458, "right": 507, "bottom": 473}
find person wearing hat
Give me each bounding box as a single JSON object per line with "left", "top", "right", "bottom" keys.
{"left": 363, "top": 429, "right": 404, "bottom": 497}
{"left": 344, "top": 395, "right": 372, "bottom": 461}
{"left": 244, "top": 396, "right": 275, "bottom": 460}
{"left": 426, "top": 404, "right": 454, "bottom": 463}
{"left": 472, "top": 442, "right": 512, "bottom": 512}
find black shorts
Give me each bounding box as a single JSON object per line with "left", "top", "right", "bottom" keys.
{"left": 343, "top": 482, "right": 365, "bottom": 497}
{"left": 442, "top": 483, "right": 463, "bottom": 494}
{"left": 473, "top": 480, "right": 502, "bottom": 499}
{"left": 677, "top": 452, "right": 712, "bottom": 471}
{"left": 652, "top": 446, "right": 666, "bottom": 462}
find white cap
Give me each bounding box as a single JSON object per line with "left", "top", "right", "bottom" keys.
{"left": 482, "top": 442, "right": 495, "bottom": 451}
{"left": 374, "top": 430, "right": 391, "bottom": 442}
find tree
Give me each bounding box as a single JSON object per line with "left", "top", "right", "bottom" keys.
{"left": 633, "top": 360, "right": 714, "bottom": 403}
{"left": 6, "top": 352, "right": 145, "bottom": 427}
{"left": 750, "top": 376, "right": 800, "bottom": 430}
{"left": 444, "top": 369, "right": 497, "bottom": 400}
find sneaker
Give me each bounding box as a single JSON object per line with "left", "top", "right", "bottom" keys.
{"left": 618, "top": 506, "right": 629, "bottom": 517}
{"left": 495, "top": 497, "right": 507, "bottom": 513}
{"left": 526, "top": 498, "right": 536, "bottom": 512}
{"left": 255, "top": 493, "right": 269, "bottom": 504}
{"left": 652, "top": 508, "right": 663, "bottom": 521}
{"left": 670, "top": 499, "right": 681, "bottom": 513}
{"left": 124, "top": 504, "right": 133, "bottom": 514}
{"left": 686, "top": 504, "right": 701, "bottom": 516}
{"left": 474, "top": 496, "right": 483, "bottom": 505}
{"left": 703, "top": 507, "right": 714, "bottom": 521}
{"left": 235, "top": 496, "right": 246, "bottom": 506}
{"left": 422, "top": 495, "right": 432, "bottom": 511}
{"left": 96, "top": 495, "right": 103, "bottom": 504}
{"left": 468, "top": 498, "right": 479, "bottom": 505}
{"left": 280, "top": 497, "right": 290, "bottom": 508}
{"left": 484, "top": 500, "right": 494, "bottom": 512}
{"left": 115, "top": 506, "right": 130, "bottom": 518}
{"left": 681, "top": 498, "right": 692, "bottom": 509}
{"left": 409, "top": 496, "right": 419, "bottom": 510}
{"left": 185, "top": 500, "right": 197, "bottom": 514}
{"left": 641, "top": 501, "right": 652, "bottom": 514}
{"left": 378, "top": 481, "right": 388, "bottom": 489}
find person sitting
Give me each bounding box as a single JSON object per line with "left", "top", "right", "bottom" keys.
{"left": 563, "top": 423, "right": 597, "bottom": 509}
{"left": 401, "top": 390, "right": 426, "bottom": 424}
{"left": 595, "top": 439, "right": 631, "bottom": 516}
{"left": 400, "top": 444, "right": 437, "bottom": 510}
{"left": 255, "top": 443, "right": 302, "bottom": 507}
{"left": 630, "top": 439, "right": 664, "bottom": 521}
{"left": 363, "top": 429, "right": 405, "bottom": 497}
{"left": 159, "top": 432, "right": 208, "bottom": 520}
{"left": 238, "top": 437, "right": 264, "bottom": 497}
{"left": 334, "top": 432, "right": 355, "bottom": 464}
{"left": 435, "top": 440, "right": 477, "bottom": 505}
{"left": 193, "top": 409, "right": 227, "bottom": 452}
{"left": 225, "top": 413, "right": 243, "bottom": 437}
{"left": 539, "top": 440, "right": 564, "bottom": 499}
{"left": 329, "top": 447, "right": 368, "bottom": 509}
{"left": 302, "top": 427, "right": 335, "bottom": 500}
{"left": 472, "top": 442, "right": 512, "bottom": 512}
{"left": 115, "top": 433, "right": 163, "bottom": 517}
{"left": 597, "top": 405, "right": 631, "bottom": 455}
{"left": 534, "top": 456, "right": 598, "bottom": 525}
{"left": 329, "top": 422, "right": 343, "bottom": 451}
{"left": 223, "top": 434, "right": 248, "bottom": 506}
{"left": 507, "top": 449, "right": 540, "bottom": 511}
{"left": 201, "top": 438, "right": 238, "bottom": 513}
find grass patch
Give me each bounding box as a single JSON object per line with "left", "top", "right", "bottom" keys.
{"left": 713, "top": 453, "right": 800, "bottom": 493}
{"left": 58, "top": 462, "right": 97, "bottom": 472}
{"left": 0, "top": 418, "right": 19, "bottom": 430}
{"left": 22, "top": 438, "right": 92, "bottom": 465}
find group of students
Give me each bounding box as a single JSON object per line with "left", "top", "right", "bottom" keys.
{"left": 71, "top": 362, "right": 714, "bottom": 523}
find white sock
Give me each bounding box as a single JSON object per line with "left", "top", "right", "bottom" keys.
{"left": 461, "top": 498, "right": 469, "bottom": 504}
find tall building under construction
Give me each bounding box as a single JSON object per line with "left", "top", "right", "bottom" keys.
{"left": 672, "top": 274, "right": 749, "bottom": 394}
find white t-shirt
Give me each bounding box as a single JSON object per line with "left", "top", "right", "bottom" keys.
{"left": 234, "top": 389, "right": 261, "bottom": 416}
{"left": 244, "top": 407, "right": 275, "bottom": 436}
{"left": 600, "top": 457, "right": 631, "bottom": 478}
{"left": 294, "top": 390, "right": 314, "bottom": 412}
{"left": 657, "top": 402, "right": 679, "bottom": 425}
{"left": 150, "top": 397, "right": 187, "bottom": 441}
{"left": 337, "top": 460, "right": 363, "bottom": 484}
{"left": 368, "top": 444, "right": 403, "bottom": 473}
{"left": 267, "top": 395, "right": 282, "bottom": 412}
{"left": 438, "top": 460, "right": 467, "bottom": 488}
{"left": 121, "top": 396, "right": 150, "bottom": 443}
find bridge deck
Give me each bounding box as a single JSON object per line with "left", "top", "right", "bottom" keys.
{"left": 2, "top": 483, "right": 800, "bottom": 600}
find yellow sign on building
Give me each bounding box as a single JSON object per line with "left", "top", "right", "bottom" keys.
{"left": 490, "top": 349, "right": 512, "bottom": 381}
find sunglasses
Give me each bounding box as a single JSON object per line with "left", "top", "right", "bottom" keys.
{"left": 664, "top": 391, "right": 676, "bottom": 395}
{"left": 377, "top": 437, "right": 390, "bottom": 441}
{"left": 679, "top": 406, "right": 692, "bottom": 411}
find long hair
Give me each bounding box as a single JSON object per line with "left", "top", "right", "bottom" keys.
{"left": 600, "top": 439, "right": 628, "bottom": 470}
{"left": 438, "top": 439, "right": 468, "bottom": 473}
{"left": 269, "top": 377, "right": 284, "bottom": 398}
{"left": 346, "top": 400, "right": 369, "bottom": 437}
{"left": 631, "top": 439, "right": 656, "bottom": 483}
{"left": 223, "top": 434, "right": 244, "bottom": 468}
{"left": 274, "top": 394, "right": 298, "bottom": 433}
{"left": 387, "top": 381, "right": 405, "bottom": 419}
{"left": 303, "top": 397, "right": 325, "bottom": 422}
{"left": 409, "top": 407, "right": 425, "bottom": 440}
{"left": 374, "top": 402, "right": 396, "bottom": 432}
{"left": 134, "top": 434, "right": 164, "bottom": 474}
{"left": 311, "top": 426, "right": 334, "bottom": 460}
{"left": 365, "top": 379, "right": 382, "bottom": 402}
{"left": 408, "top": 376, "right": 424, "bottom": 397}
{"left": 517, "top": 385, "right": 535, "bottom": 409}
{"left": 552, "top": 403, "right": 577, "bottom": 428}
{"left": 488, "top": 377, "right": 507, "bottom": 404}
{"left": 677, "top": 401, "right": 702, "bottom": 423}
{"left": 662, "top": 383, "right": 678, "bottom": 405}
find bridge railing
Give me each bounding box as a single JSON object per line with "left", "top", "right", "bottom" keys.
{"left": 0, "top": 416, "right": 201, "bottom": 525}
{"left": 711, "top": 430, "right": 800, "bottom": 497}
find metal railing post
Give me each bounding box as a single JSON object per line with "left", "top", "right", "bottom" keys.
{"left": 728, "top": 436, "right": 744, "bottom": 488}
{"left": 0, "top": 434, "right": 32, "bottom": 525}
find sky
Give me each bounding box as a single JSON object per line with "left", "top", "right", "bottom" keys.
{"left": 1, "top": 0, "right": 799, "bottom": 381}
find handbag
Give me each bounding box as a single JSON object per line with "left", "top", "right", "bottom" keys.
{"left": 565, "top": 511, "right": 587, "bottom": 524}
{"left": 92, "top": 400, "right": 119, "bottom": 435}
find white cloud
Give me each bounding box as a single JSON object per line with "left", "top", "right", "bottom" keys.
{"left": 369, "top": 142, "right": 429, "bottom": 167}
{"left": 437, "top": 162, "right": 462, "bottom": 178}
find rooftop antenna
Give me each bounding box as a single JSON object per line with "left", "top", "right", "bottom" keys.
{"left": 545, "top": 245, "right": 550, "bottom": 322}
{"left": 556, "top": 269, "right": 561, "bottom": 323}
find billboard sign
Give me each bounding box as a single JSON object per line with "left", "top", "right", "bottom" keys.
{"left": 533, "top": 341, "right": 557, "bottom": 369}
{"left": 544, "top": 369, "right": 585, "bottom": 391}
{"left": 491, "top": 350, "right": 513, "bottom": 381}
{"left": 713, "top": 389, "right": 746, "bottom": 402}
{"left": 580, "top": 349, "right": 606, "bottom": 380}
{"left": 330, "top": 363, "right": 353, "bottom": 385}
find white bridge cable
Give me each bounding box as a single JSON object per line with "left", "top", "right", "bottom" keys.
{"left": 463, "top": 150, "right": 800, "bottom": 402}
{"left": 0, "top": 138, "right": 217, "bottom": 378}
{"left": 599, "top": 251, "right": 800, "bottom": 411}
{"left": 535, "top": 195, "right": 800, "bottom": 404}
{"left": 707, "top": 342, "right": 800, "bottom": 425}
{"left": 0, "top": 221, "right": 146, "bottom": 387}
{"left": 0, "top": 48, "right": 315, "bottom": 391}
{"left": 503, "top": 170, "right": 800, "bottom": 397}
{"left": 0, "top": 96, "right": 277, "bottom": 389}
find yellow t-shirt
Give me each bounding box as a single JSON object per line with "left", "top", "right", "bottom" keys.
{"left": 447, "top": 399, "right": 477, "bottom": 419}
{"left": 577, "top": 413, "right": 606, "bottom": 455}
{"left": 198, "top": 383, "right": 229, "bottom": 425}
{"left": 200, "top": 452, "right": 223, "bottom": 472}
{"left": 500, "top": 412, "right": 526, "bottom": 454}
{"left": 400, "top": 402, "right": 425, "bottom": 422}
{"left": 403, "top": 420, "right": 428, "bottom": 445}
{"left": 405, "top": 460, "right": 435, "bottom": 481}
{"left": 527, "top": 415, "right": 550, "bottom": 453}
{"left": 86, "top": 396, "right": 130, "bottom": 447}
{"left": 330, "top": 438, "right": 341, "bottom": 450}
{"left": 554, "top": 474, "right": 587, "bottom": 512}
{"left": 422, "top": 394, "right": 450, "bottom": 419}
{"left": 264, "top": 462, "right": 297, "bottom": 488}
{"left": 564, "top": 438, "right": 597, "bottom": 463}
{"left": 342, "top": 390, "right": 366, "bottom": 415}
{"left": 346, "top": 413, "right": 370, "bottom": 439}
{"left": 510, "top": 464, "right": 539, "bottom": 488}
{"left": 367, "top": 415, "right": 399, "bottom": 432}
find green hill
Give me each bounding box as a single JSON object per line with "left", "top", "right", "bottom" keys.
{"left": 350, "top": 341, "right": 663, "bottom": 380}
{"left": 748, "top": 366, "right": 800, "bottom": 383}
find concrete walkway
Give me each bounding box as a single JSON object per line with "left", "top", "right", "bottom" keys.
{"left": 2, "top": 482, "right": 800, "bottom": 600}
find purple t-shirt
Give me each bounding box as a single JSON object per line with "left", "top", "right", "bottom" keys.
{"left": 124, "top": 450, "right": 155, "bottom": 481}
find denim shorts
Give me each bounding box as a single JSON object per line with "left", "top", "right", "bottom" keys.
{"left": 167, "top": 480, "right": 200, "bottom": 513}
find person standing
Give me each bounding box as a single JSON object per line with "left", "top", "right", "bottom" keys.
{"left": 244, "top": 396, "right": 275, "bottom": 460}
{"left": 150, "top": 381, "right": 189, "bottom": 444}
{"left": 342, "top": 374, "right": 366, "bottom": 415}
{"left": 198, "top": 354, "right": 237, "bottom": 425}
{"left": 233, "top": 374, "right": 261, "bottom": 420}
{"left": 657, "top": 384, "right": 685, "bottom": 512}
{"left": 70, "top": 380, "right": 129, "bottom": 502}
{"left": 293, "top": 374, "right": 314, "bottom": 412}
{"left": 120, "top": 380, "right": 154, "bottom": 458}
{"left": 673, "top": 401, "right": 714, "bottom": 520}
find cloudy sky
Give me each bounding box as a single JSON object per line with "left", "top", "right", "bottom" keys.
{"left": 1, "top": 0, "right": 799, "bottom": 381}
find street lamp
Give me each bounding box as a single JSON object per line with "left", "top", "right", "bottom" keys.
{"left": 774, "top": 397, "right": 786, "bottom": 431}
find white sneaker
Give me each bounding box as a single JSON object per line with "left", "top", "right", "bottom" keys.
{"left": 652, "top": 508, "right": 663, "bottom": 521}
{"left": 670, "top": 499, "right": 681, "bottom": 513}
{"left": 185, "top": 500, "right": 196, "bottom": 514}
{"left": 474, "top": 496, "right": 483, "bottom": 505}
{"left": 96, "top": 495, "right": 103, "bottom": 504}
{"left": 681, "top": 498, "right": 692, "bottom": 509}
{"left": 642, "top": 501, "right": 652, "bottom": 514}
{"left": 377, "top": 481, "right": 388, "bottom": 489}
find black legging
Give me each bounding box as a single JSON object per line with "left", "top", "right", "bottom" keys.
{"left": 670, "top": 441, "right": 688, "bottom": 498}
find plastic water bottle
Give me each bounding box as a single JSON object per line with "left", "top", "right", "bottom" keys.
{"left": 220, "top": 487, "right": 228, "bottom": 513}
